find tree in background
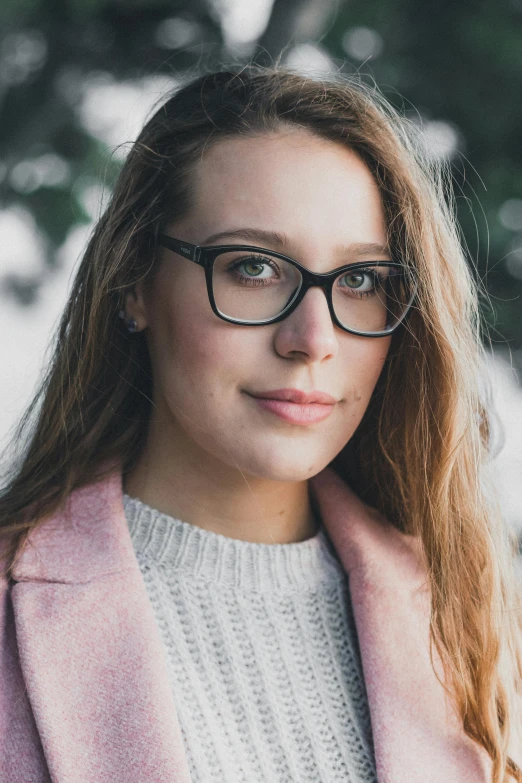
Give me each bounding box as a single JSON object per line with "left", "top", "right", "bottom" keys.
{"left": 1, "top": 0, "right": 521, "bottom": 354}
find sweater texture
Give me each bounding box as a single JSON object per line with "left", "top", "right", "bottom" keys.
{"left": 124, "top": 493, "right": 378, "bottom": 783}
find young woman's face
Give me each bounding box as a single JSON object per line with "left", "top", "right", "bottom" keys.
{"left": 132, "top": 130, "right": 393, "bottom": 482}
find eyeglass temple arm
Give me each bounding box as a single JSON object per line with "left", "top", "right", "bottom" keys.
{"left": 158, "top": 234, "right": 202, "bottom": 265}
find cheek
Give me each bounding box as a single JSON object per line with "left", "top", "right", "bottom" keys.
{"left": 341, "top": 337, "right": 391, "bottom": 407}
{"left": 145, "top": 267, "right": 217, "bottom": 385}
{"left": 151, "top": 290, "right": 254, "bottom": 400}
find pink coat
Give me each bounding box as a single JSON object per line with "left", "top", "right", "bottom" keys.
{"left": 1, "top": 466, "right": 520, "bottom": 782}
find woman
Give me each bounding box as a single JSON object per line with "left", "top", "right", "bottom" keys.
{"left": 1, "top": 67, "right": 521, "bottom": 783}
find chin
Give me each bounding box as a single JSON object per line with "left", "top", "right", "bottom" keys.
{"left": 249, "top": 464, "right": 319, "bottom": 483}
{"left": 228, "top": 443, "right": 331, "bottom": 483}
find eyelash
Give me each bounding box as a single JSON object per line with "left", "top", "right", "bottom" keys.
{"left": 337, "top": 268, "right": 387, "bottom": 298}
{"left": 228, "top": 257, "right": 278, "bottom": 287}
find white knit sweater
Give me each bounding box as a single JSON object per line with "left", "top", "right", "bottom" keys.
{"left": 124, "top": 494, "right": 377, "bottom": 783}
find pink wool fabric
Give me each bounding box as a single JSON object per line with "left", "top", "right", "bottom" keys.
{"left": 1, "top": 466, "right": 520, "bottom": 782}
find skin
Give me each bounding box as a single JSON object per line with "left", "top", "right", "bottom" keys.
{"left": 124, "top": 129, "right": 392, "bottom": 544}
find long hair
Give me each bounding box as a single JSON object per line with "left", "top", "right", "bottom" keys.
{"left": 1, "top": 66, "right": 521, "bottom": 781}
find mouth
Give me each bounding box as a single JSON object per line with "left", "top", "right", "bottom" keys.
{"left": 244, "top": 388, "right": 337, "bottom": 426}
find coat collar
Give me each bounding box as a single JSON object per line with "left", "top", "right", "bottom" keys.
{"left": 12, "top": 468, "right": 133, "bottom": 583}
{"left": 11, "top": 468, "right": 502, "bottom": 782}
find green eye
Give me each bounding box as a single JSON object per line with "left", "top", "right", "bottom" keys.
{"left": 243, "top": 261, "right": 265, "bottom": 276}
{"left": 339, "top": 271, "right": 376, "bottom": 292}
{"left": 344, "top": 273, "right": 366, "bottom": 288}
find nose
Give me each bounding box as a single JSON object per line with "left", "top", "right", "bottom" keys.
{"left": 273, "top": 286, "right": 339, "bottom": 362}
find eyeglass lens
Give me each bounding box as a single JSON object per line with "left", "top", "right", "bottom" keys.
{"left": 211, "top": 250, "right": 414, "bottom": 333}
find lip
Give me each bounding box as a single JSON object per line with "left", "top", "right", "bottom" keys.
{"left": 245, "top": 388, "right": 337, "bottom": 425}
{"left": 247, "top": 388, "right": 338, "bottom": 405}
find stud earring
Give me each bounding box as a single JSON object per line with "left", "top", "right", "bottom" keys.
{"left": 118, "top": 310, "right": 138, "bottom": 333}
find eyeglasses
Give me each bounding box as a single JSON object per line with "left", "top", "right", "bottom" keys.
{"left": 157, "top": 234, "right": 418, "bottom": 338}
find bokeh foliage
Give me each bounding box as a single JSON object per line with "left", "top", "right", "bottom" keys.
{"left": 1, "top": 0, "right": 521, "bottom": 349}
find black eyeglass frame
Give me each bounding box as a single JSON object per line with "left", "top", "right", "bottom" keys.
{"left": 158, "top": 233, "right": 418, "bottom": 338}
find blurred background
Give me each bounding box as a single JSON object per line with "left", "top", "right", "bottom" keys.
{"left": 0, "top": 0, "right": 521, "bottom": 538}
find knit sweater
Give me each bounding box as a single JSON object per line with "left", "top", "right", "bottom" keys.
{"left": 124, "top": 494, "right": 378, "bottom": 783}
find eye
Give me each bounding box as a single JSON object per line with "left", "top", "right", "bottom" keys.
{"left": 226, "top": 254, "right": 282, "bottom": 285}
{"left": 338, "top": 270, "right": 376, "bottom": 292}
{"left": 238, "top": 257, "right": 277, "bottom": 278}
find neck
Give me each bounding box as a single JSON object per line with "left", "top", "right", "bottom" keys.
{"left": 124, "top": 413, "right": 318, "bottom": 545}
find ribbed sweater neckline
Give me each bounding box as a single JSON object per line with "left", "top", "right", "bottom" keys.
{"left": 123, "top": 493, "right": 346, "bottom": 593}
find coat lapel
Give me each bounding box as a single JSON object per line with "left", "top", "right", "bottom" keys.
{"left": 311, "top": 468, "right": 497, "bottom": 783}
{"left": 11, "top": 470, "right": 192, "bottom": 783}
{"left": 12, "top": 466, "right": 518, "bottom": 782}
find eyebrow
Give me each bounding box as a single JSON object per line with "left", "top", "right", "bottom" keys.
{"left": 201, "top": 227, "right": 391, "bottom": 258}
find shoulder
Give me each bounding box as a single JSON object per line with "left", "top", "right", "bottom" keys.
{"left": 10, "top": 469, "right": 133, "bottom": 584}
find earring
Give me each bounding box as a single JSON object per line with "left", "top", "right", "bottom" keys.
{"left": 118, "top": 310, "right": 138, "bottom": 333}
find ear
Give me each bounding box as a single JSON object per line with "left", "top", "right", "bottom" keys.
{"left": 123, "top": 279, "right": 148, "bottom": 332}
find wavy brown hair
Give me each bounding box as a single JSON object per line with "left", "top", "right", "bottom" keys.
{"left": 1, "top": 66, "right": 522, "bottom": 781}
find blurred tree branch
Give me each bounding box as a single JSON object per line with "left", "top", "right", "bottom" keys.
{"left": 255, "top": 0, "right": 340, "bottom": 64}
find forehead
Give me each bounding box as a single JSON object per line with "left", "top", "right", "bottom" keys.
{"left": 184, "top": 130, "right": 387, "bottom": 252}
